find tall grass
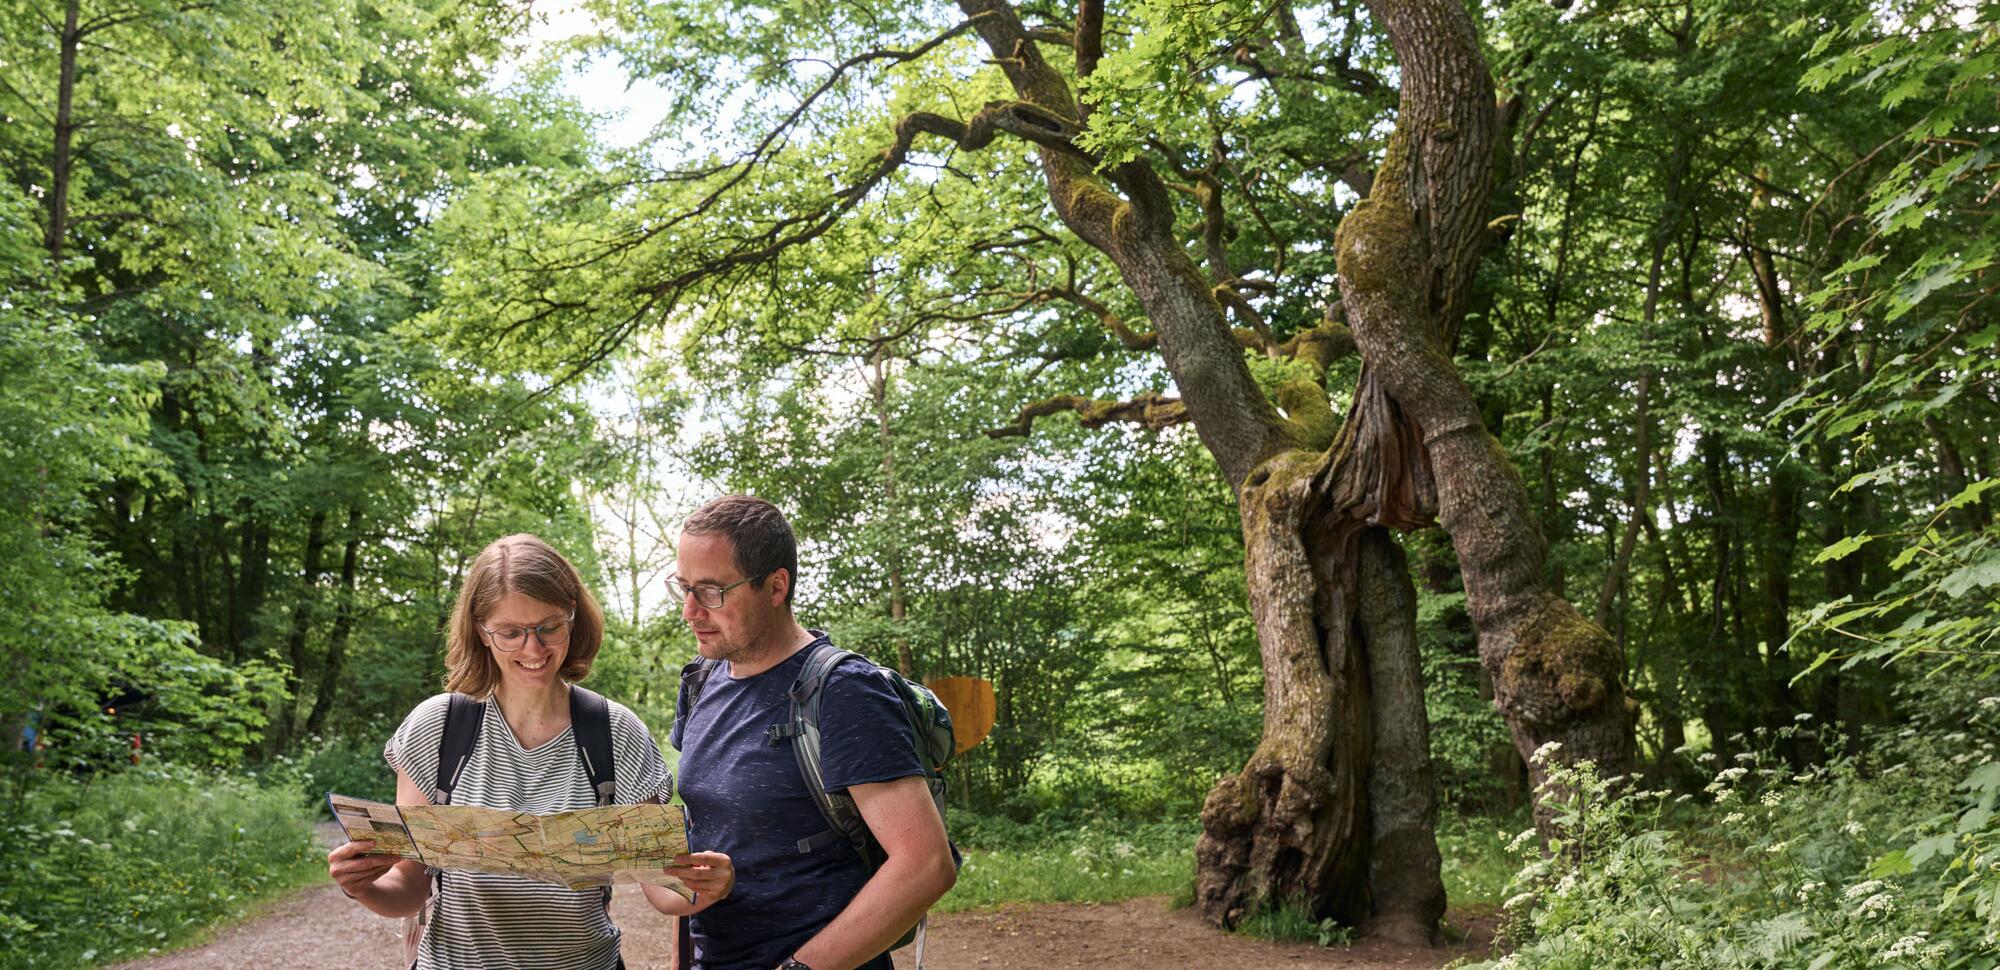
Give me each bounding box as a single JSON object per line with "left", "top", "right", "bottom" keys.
{"left": 937, "top": 813, "right": 1195, "bottom": 912}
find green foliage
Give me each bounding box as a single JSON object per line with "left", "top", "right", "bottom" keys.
{"left": 1417, "top": 584, "right": 1517, "bottom": 811}
{"left": 1236, "top": 897, "right": 1357, "bottom": 948}
{"left": 1473, "top": 692, "right": 2000, "bottom": 969}
{"left": 252, "top": 727, "right": 401, "bottom": 811}
{"left": 1436, "top": 810, "right": 1526, "bottom": 909}
{"left": 0, "top": 766, "right": 322, "bottom": 969}
{"left": 936, "top": 813, "right": 1197, "bottom": 913}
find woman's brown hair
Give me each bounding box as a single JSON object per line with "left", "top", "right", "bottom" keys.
{"left": 442, "top": 534, "right": 605, "bottom": 697}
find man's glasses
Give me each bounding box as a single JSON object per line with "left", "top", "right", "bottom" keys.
{"left": 665, "top": 573, "right": 768, "bottom": 609}
{"left": 478, "top": 611, "right": 576, "bottom": 653}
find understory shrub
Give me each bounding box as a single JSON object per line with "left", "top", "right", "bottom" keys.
{"left": 0, "top": 764, "right": 322, "bottom": 969}
{"left": 1473, "top": 686, "right": 2000, "bottom": 969}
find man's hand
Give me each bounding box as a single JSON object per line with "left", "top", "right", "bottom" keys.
{"left": 663, "top": 850, "right": 735, "bottom": 902}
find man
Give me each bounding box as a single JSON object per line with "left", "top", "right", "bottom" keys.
{"left": 668, "top": 495, "right": 956, "bottom": 970}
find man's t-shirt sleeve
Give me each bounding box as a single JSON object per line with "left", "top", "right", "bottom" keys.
{"left": 816, "top": 659, "right": 925, "bottom": 793}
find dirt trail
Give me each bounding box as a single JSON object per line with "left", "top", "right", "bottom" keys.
{"left": 114, "top": 826, "right": 1492, "bottom": 969}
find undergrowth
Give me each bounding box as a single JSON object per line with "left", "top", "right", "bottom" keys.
{"left": 0, "top": 764, "right": 322, "bottom": 969}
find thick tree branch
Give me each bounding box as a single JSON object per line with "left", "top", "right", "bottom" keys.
{"left": 986, "top": 392, "right": 1188, "bottom": 438}
{"left": 1075, "top": 0, "right": 1103, "bottom": 80}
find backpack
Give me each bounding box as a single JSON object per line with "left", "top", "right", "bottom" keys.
{"left": 403, "top": 685, "right": 617, "bottom": 966}
{"left": 676, "top": 635, "right": 961, "bottom": 957}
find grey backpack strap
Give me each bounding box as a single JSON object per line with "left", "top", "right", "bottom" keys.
{"left": 766, "top": 638, "right": 869, "bottom": 857}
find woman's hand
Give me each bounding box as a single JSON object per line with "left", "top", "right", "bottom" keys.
{"left": 327, "top": 840, "right": 399, "bottom": 899}
{"left": 663, "top": 851, "right": 735, "bottom": 905}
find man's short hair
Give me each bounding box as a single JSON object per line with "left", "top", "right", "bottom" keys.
{"left": 683, "top": 495, "right": 799, "bottom": 605}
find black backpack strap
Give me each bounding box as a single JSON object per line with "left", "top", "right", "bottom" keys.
{"left": 435, "top": 692, "right": 485, "bottom": 807}
{"left": 673, "top": 657, "right": 722, "bottom": 747}
{"left": 569, "top": 684, "right": 616, "bottom": 807}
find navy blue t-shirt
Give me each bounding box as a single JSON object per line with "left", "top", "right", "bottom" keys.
{"left": 671, "top": 635, "right": 924, "bottom": 970}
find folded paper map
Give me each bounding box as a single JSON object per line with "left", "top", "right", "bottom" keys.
{"left": 327, "top": 793, "right": 694, "bottom": 897}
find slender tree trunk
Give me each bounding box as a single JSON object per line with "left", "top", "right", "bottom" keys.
{"left": 281, "top": 508, "right": 330, "bottom": 741}
{"left": 1594, "top": 371, "right": 1652, "bottom": 632}
{"left": 305, "top": 509, "right": 363, "bottom": 736}
{"left": 44, "top": 0, "right": 81, "bottom": 263}
{"left": 1924, "top": 415, "right": 1984, "bottom": 534}
{"left": 869, "top": 344, "right": 915, "bottom": 677}
{"left": 231, "top": 514, "right": 272, "bottom": 663}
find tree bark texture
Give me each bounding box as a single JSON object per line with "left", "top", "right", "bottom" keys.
{"left": 44, "top": 0, "right": 81, "bottom": 263}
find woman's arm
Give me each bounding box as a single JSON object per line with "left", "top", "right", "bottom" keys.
{"left": 325, "top": 767, "right": 435, "bottom": 918}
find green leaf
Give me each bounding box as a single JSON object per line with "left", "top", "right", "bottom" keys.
{"left": 1823, "top": 409, "right": 1877, "bottom": 437}
{"left": 1940, "top": 556, "right": 2000, "bottom": 598}
{"left": 1814, "top": 534, "right": 1877, "bottom": 564}
{"left": 1961, "top": 763, "right": 2000, "bottom": 797}
{"left": 1907, "top": 834, "right": 1954, "bottom": 868}
{"left": 1940, "top": 479, "right": 2000, "bottom": 512}
{"left": 1889, "top": 543, "right": 1924, "bottom": 570}
{"left": 1838, "top": 461, "right": 1909, "bottom": 493}
{"left": 1957, "top": 807, "right": 1992, "bottom": 836}
{"left": 1868, "top": 849, "right": 1914, "bottom": 877}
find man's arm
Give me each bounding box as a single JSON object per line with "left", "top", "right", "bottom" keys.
{"left": 786, "top": 775, "right": 956, "bottom": 970}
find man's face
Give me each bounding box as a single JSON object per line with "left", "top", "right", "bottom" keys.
{"left": 675, "top": 531, "right": 786, "bottom": 663}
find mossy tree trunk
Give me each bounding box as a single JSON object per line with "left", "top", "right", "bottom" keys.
{"left": 948, "top": 0, "right": 1449, "bottom": 938}
{"left": 915, "top": 0, "right": 1630, "bottom": 937}
{"left": 1331, "top": 0, "right": 1636, "bottom": 809}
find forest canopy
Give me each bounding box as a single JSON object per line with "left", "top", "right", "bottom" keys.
{"left": 1, "top": 0, "right": 1996, "bottom": 966}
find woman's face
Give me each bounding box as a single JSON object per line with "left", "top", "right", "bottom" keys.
{"left": 479, "top": 592, "right": 573, "bottom": 694}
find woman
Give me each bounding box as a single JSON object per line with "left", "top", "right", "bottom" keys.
{"left": 327, "top": 534, "right": 730, "bottom": 969}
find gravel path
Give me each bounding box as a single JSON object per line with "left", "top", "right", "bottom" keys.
{"left": 113, "top": 826, "right": 1492, "bottom": 969}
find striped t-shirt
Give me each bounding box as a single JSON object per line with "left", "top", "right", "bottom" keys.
{"left": 384, "top": 688, "right": 672, "bottom": 970}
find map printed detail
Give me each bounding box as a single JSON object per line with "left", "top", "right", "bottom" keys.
{"left": 327, "top": 793, "right": 694, "bottom": 896}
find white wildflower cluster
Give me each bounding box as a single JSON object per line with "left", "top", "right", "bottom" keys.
{"left": 1764, "top": 840, "right": 1789, "bottom": 855}
{"left": 1722, "top": 812, "right": 1746, "bottom": 825}
{"left": 1978, "top": 696, "right": 2000, "bottom": 710}
{"left": 1795, "top": 712, "right": 1815, "bottom": 721}
{"left": 1872, "top": 928, "right": 1936, "bottom": 964}
{"left": 1506, "top": 828, "right": 1539, "bottom": 853}
{"left": 1852, "top": 891, "right": 1897, "bottom": 920}
{"left": 1715, "top": 766, "right": 1749, "bottom": 784}
{"left": 1843, "top": 879, "right": 1886, "bottom": 900}
{"left": 1761, "top": 790, "right": 1784, "bottom": 807}
{"left": 1843, "top": 820, "right": 1867, "bottom": 838}
{"left": 1734, "top": 752, "right": 1758, "bottom": 763}
{"left": 1878, "top": 933, "right": 1928, "bottom": 962}
{"left": 1795, "top": 881, "right": 1822, "bottom": 902}
{"left": 1504, "top": 891, "right": 1536, "bottom": 911}
{"left": 1530, "top": 741, "right": 1563, "bottom": 765}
